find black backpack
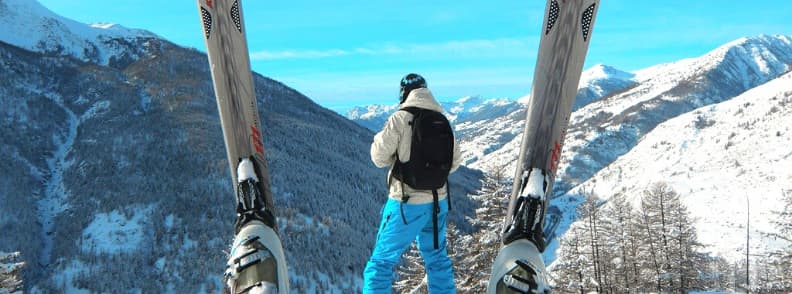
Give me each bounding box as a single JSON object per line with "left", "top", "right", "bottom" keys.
{"left": 391, "top": 107, "right": 454, "bottom": 249}
{"left": 391, "top": 106, "right": 454, "bottom": 250}
{"left": 392, "top": 107, "right": 454, "bottom": 190}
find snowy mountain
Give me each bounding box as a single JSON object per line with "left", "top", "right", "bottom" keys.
{"left": 0, "top": 1, "right": 483, "bottom": 292}
{"left": 0, "top": 0, "right": 157, "bottom": 68}
{"left": 347, "top": 95, "right": 517, "bottom": 131}
{"left": 561, "top": 70, "right": 792, "bottom": 262}
{"left": 346, "top": 103, "right": 399, "bottom": 131}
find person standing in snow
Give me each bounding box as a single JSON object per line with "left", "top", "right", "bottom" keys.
{"left": 363, "top": 73, "right": 462, "bottom": 293}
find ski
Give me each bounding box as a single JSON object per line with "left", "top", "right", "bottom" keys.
{"left": 196, "top": 0, "right": 289, "bottom": 293}
{"left": 489, "top": 0, "right": 600, "bottom": 293}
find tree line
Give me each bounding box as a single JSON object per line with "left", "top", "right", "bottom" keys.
{"left": 393, "top": 173, "right": 792, "bottom": 293}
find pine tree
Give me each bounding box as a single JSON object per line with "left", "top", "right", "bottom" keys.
{"left": 454, "top": 169, "right": 510, "bottom": 293}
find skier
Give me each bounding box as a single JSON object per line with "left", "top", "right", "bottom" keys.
{"left": 363, "top": 73, "right": 462, "bottom": 293}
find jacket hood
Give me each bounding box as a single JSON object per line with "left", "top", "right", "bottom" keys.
{"left": 400, "top": 88, "right": 443, "bottom": 113}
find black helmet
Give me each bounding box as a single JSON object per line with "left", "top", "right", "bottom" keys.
{"left": 399, "top": 73, "right": 427, "bottom": 104}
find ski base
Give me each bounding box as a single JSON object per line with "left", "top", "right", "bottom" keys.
{"left": 225, "top": 220, "right": 289, "bottom": 294}
{"left": 488, "top": 239, "right": 550, "bottom": 294}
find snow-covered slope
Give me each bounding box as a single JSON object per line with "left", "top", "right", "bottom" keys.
{"left": 0, "top": 0, "right": 157, "bottom": 67}
{"left": 561, "top": 70, "right": 792, "bottom": 261}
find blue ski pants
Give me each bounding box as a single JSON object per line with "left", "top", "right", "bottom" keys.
{"left": 363, "top": 198, "right": 456, "bottom": 293}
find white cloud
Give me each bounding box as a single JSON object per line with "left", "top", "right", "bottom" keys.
{"left": 250, "top": 37, "right": 536, "bottom": 60}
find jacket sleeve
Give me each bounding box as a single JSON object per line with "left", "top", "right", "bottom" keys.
{"left": 450, "top": 138, "right": 463, "bottom": 173}
{"left": 370, "top": 113, "right": 402, "bottom": 168}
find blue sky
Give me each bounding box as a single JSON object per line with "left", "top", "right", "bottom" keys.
{"left": 38, "top": 0, "right": 792, "bottom": 112}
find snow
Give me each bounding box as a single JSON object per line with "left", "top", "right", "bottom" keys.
{"left": 0, "top": 0, "right": 156, "bottom": 64}
{"left": 80, "top": 206, "right": 153, "bottom": 254}
{"left": 578, "top": 64, "right": 635, "bottom": 97}
{"left": 45, "top": 260, "right": 91, "bottom": 294}
{"left": 36, "top": 92, "right": 78, "bottom": 266}
{"left": 523, "top": 168, "right": 546, "bottom": 199}
{"left": 346, "top": 104, "right": 398, "bottom": 121}
{"left": 32, "top": 91, "right": 113, "bottom": 265}
{"left": 155, "top": 257, "right": 166, "bottom": 272}
{"left": 237, "top": 158, "right": 258, "bottom": 182}
{"left": 563, "top": 71, "right": 792, "bottom": 262}
{"left": 164, "top": 214, "right": 176, "bottom": 230}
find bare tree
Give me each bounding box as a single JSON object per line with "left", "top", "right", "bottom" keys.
{"left": 550, "top": 223, "right": 591, "bottom": 294}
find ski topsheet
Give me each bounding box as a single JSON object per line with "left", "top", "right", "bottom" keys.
{"left": 196, "top": 0, "right": 289, "bottom": 293}
{"left": 197, "top": 0, "right": 273, "bottom": 208}
{"left": 489, "top": 0, "right": 600, "bottom": 293}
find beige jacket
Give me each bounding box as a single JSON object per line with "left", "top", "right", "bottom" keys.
{"left": 370, "top": 88, "right": 463, "bottom": 204}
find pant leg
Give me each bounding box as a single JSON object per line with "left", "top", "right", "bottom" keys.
{"left": 363, "top": 199, "right": 431, "bottom": 293}
{"left": 416, "top": 200, "right": 456, "bottom": 293}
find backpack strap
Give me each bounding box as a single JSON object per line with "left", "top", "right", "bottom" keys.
{"left": 432, "top": 189, "right": 440, "bottom": 250}
{"left": 396, "top": 153, "right": 409, "bottom": 225}
{"left": 446, "top": 179, "right": 451, "bottom": 211}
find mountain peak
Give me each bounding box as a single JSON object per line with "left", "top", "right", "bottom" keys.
{"left": 583, "top": 64, "right": 634, "bottom": 80}
{"left": 634, "top": 34, "right": 792, "bottom": 85}
{"left": 0, "top": 0, "right": 158, "bottom": 65}
{"left": 454, "top": 95, "right": 482, "bottom": 104}
{"left": 579, "top": 64, "right": 635, "bottom": 89}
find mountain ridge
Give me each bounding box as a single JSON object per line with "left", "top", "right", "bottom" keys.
{"left": 0, "top": 0, "right": 158, "bottom": 68}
